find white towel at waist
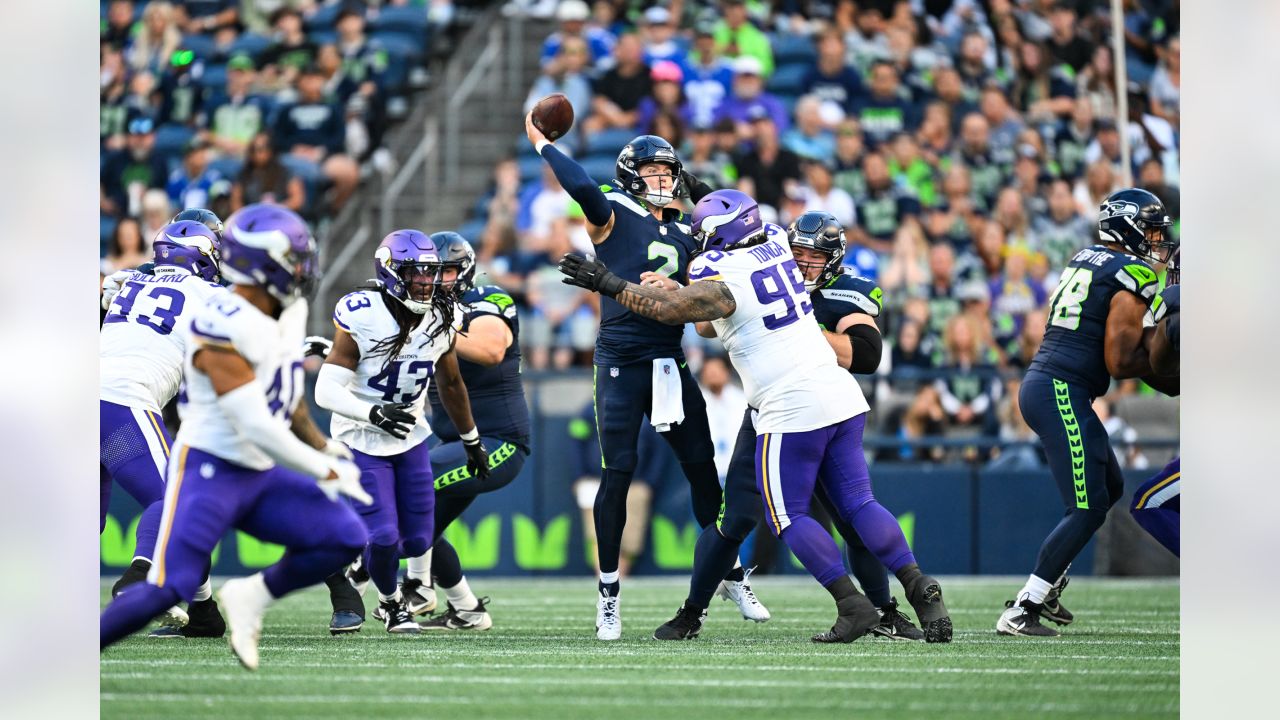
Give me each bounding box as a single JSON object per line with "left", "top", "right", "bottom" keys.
{"left": 650, "top": 358, "right": 685, "bottom": 432}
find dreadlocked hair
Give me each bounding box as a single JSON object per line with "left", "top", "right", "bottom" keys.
{"left": 367, "top": 285, "right": 459, "bottom": 370}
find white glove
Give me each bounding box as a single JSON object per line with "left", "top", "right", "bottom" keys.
{"left": 318, "top": 458, "right": 372, "bottom": 506}
{"left": 304, "top": 336, "right": 334, "bottom": 359}
{"left": 101, "top": 269, "right": 133, "bottom": 310}
{"left": 322, "top": 438, "right": 353, "bottom": 461}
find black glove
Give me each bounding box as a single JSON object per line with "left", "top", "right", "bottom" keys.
{"left": 463, "top": 436, "right": 490, "bottom": 480}
{"left": 680, "top": 169, "right": 714, "bottom": 204}
{"left": 369, "top": 402, "right": 415, "bottom": 439}
{"left": 303, "top": 336, "right": 333, "bottom": 359}
{"left": 558, "top": 253, "right": 628, "bottom": 297}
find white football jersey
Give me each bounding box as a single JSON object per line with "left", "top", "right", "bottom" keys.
{"left": 687, "top": 224, "right": 869, "bottom": 434}
{"left": 330, "top": 290, "right": 463, "bottom": 456}
{"left": 100, "top": 269, "right": 226, "bottom": 412}
{"left": 176, "top": 293, "right": 310, "bottom": 470}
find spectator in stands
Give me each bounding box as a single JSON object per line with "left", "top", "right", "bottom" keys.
{"left": 541, "top": 0, "right": 614, "bottom": 72}
{"left": 140, "top": 188, "right": 175, "bottom": 242}
{"left": 683, "top": 23, "right": 733, "bottom": 130}
{"left": 989, "top": 245, "right": 1046, "bottom": 358}
{"left": 782, "top": 95, "right": 835, "bottom": 161}
{"left": 925, "top": 165, "right": 984, "bottom": 253}
{"left": 798, "top": 158, "right": 855, "bottom": 228}
{"left": 517, "top": 163, "right": 571, "bottom": 257}
{"left": 231, "top": 131, "right": 306, "bottom": 212}
{"left": 887, "top": 385, "right": 946, "bottom": 462}
{"left": 925, "top": 242, "right": 961, "bottom": 346}
{"left": 878, "top": 219, "right": 929, "bottom": 299}
{"left": 848, "top": 151, "right": 921, "bottom": 254}
{"left": 955, "top": 31, "right": 997, "bottom": 96}
{"left": 683, "top": 122, "right": 737, "bottom": 190}
{"left": 716, "top": 56, "right": 788, "bottom": 138}
{"left": 1045, "top": 2, "right": 1092, "bottom": 73}
{"left": 698, "top": 355, "right": 748, "bottom": 482}
{"left": 526, "top": 35, "right": 594, "bottom": 153}
{"left": 992, "top": 186, "right": 1033, "bottom": 250}
{"left": 1077, "top": 43, "right": 1119, "bottom": 120}
{"left": 935, "top": 314, "right": 1000, "bottom": 434}
{"left": 832, "top": 118, "right": 867, "bottom": 198}
{"left": 1120, "top": 0, "right": 1164, "bottom": 86}
{"left": 259, "top": 7, "right": 318, "bottom": 95}
{"left": 156, "top": 42, "right": 205, "bottom": 127}
{"left": 1011, "top": 41, "right": 1077, "bottom": 122}
{"left": 479, "top": 157, "right": 522, "bottom": 259}
{"left": 979, "top": 87, "right": 1024, "bottom": 160}
{"left": 102, "top": 217, "right": 149, "bottom": 276}
{"left": 101, "top": 115, "right": 169, "bottom": 219}
{"left": 638, "top": 6, "right": 688, "bottom": 71}
{"left": 1148, "top": 35, "right": 1180, "bottom": 128}
{"left": 1084, "top": 118, "right": 1127, "bottom": 179}
{"left": 843, "top": 2, "right": 890, "bottom": 74}
{"left": 889, "top": 318, "right": 932, "bottom": 373}
{"left": 1015, "top": 308, "right": 1047, "bottom": 370}
{"left": 1032, "top": 178, "right": 1090, "bottom": 272}
{"left": 523, "top": 216, "right": 598, "bottom": 370}
{"left": 1095, "top": 397, "right": 1150, "bottom": 469}
{"left": 928, "top": 66, "right": 977, "bottom": 136}
{"left": 1054, "top": 97, "right": 1095, "bottom": 182}
{"left": 901, "top": 295, "right": 941, "bottom": 365}
{"left": 952, "top": 112, "right": 1008, "bottom": 211}
{"left": 1139, "top": 157, "right": 1180, "bottom": 225}
{"left": 990, "top": 378, "right": 1042, "bottom": 470}
{"left": 732, "top": 111, "right": 801, "bottom": 213}
{"left": 583, "top": 33, "right": 651, "bottom": 135}
{"left": 887, "top": 132, "right": 936, "bottom": 206}
{"left": 128, "top": 1, "right": 182, "bottom": 76}
{"left": 713, "top": 0, "right": 774, "bottom": 77}
{"left": 635, "top": 61, "right": 693, "bottom": 136}
{"left": 103, "top": 1, "right": 138, "bottom": 51}
{"left": 333, "top": 4, "right": 390, "bottom": 151}
{"left": 850, "top": 60, "right": 918, "bottom": 148}
{"left": 167, "top": 138, "right": 223, "bottom": 211}
{"left": 175, "top": 0, "right": 239, "bottom": 34}
{"left": 647, "top": 110, "right": 687, "bottom": 155}
{"left": 204, "top": 53, "right": 271, "bottom": 159}
{"left": 101, "top": 42, "right": 131, "bottom": 147}
{"left": 801, "top": 28, "right": 866, "bottom": 114}
{"left": 970, "top": 221, "right": 1007, "bottom": 281}
{"left": 273, "top": 65, "right": 360, "bottom": 210}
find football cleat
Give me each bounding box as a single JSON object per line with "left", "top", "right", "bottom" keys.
{"left": 329, "top": 610, "right": 364, "bottom": 635}
{"left": 997, "top": 599, "right": 1061, "bottom": 637}
{"left": 378, "top": 598, "right": 421, "bottom": 634}
{"left": 401, "top": 577, "right": 437, "bottom": 616}
{"left": 812, "top": 593, "right": 880, "bottom": 643}
{"left": 716, "top": 567, "right": 771, "bottom": 622}
{"left": 420, "top": 598, "right": 493, "bottom": 631}
{"left": 149, "top": 599, "right": 226, "bottom": 638}
{"left": 158, "top": 605, "right": 190, "bottom": 629}
{"left": 595, "top": 590, "right": 622, "bottom": 641}
{"left": 111, "top": 558, "right": 151, "bottom": 597}
{"left": 218, "top": 576, "right": 273, "bottom": 671}
{"left": 653, "top": 603, "right": 707, "bottom": 640}
{"left": 903, "top": 573, "right": 952, "bottom": 643}
{"left": 871, "top": 598, "right": 925, "bottom": 641}
{"left": 345, "top": 559, "right": 370, "bottom": 597}
{"left": 1042, "top": 575, "right": 1074, "bottom": 626}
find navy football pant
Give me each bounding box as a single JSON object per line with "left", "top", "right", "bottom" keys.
{"left": 1130, "top": 456, "right": 1180, "bottom": 557}
{"left": 1020, "top": 371, "right": 1126, "bottom": 583}
{"left": 429, "top": 436, "right": 528, "bottom": 587}
{"left": 592, "top": 361, "right": 720, "bottom": 575}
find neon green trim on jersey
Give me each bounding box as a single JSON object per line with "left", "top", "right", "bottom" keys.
{"left": 1053, "top": 379, "right": 1089, "bottom": 509}
{"left": 433, "top": 442, "right": 518, "bottom": 490}
{"left": 1124, "top": 264, "right": 1157, "bottom": 287}
{"left": 593, "top": 366, "right": 605, "bottom": 469}
{"left": 484, "top": 292, "right": 514, "bottom": 311}
{"left": 870, "top": 286, "right": 884, "bottom": 309}
{"left": 599, "top": 184, "right": 614, "bottom": 193}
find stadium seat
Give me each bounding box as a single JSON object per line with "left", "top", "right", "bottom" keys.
{"left": 766, "top": 62, "right": 810, "bottom": 96}
{"left": 153, "top": 124, "right": 195, "bottom": 161}
{"left": 456, "top": 218, "right": 488, "bottom": 246}
{"left": 207, "top": 157, "right": 244, "bottom": 181}
{"left": 305, "top": 2, "right": 347, "bottom": 31}
{"left": 228, "top": 33, "right": 273, "bottom": 62}
{"left": 582, "top": 155, "right": 617, "bottom": 184}
{"left": 518, "top": 154, "right": 544, "bottom": 185}
{"left": 179, "top": 34, "right": 219, "bottom": 62}
{"left": 371, "top": 5, "right": 430, "bottom": 36}
{"left": 771, "top": 33, "right": 817, "bottom": 66}
{"left": 309, "top": 30, "right": 339, "bottom": 47}
{"left": 585, "top": 127, "right": 636, "bottom": 156}
{"left": 198, "top": 64, "right": 228, "bottom": 91}
{"left": 370, "top": 31, "right": 426, "bottom": 63}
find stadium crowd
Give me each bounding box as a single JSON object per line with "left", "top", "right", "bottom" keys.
{"left": 464, "top": 0, "right": 1179, "bottom": 461}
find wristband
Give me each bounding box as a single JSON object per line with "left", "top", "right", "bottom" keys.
{"left": 460, "top": 427, "right": 480, "bottom": 443}
{"left": 535, "top": 139, "right": 551, "bottom": 155}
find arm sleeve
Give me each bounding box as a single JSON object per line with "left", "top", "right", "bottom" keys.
{"left": 844, "top": 323, "right": 883, "bottom": 374}
{"left": 217, "top": 382, "right": 333, "bottom": 480}
{"left": 315, "top": 363, "right": 374, "bottom": 421}
{"left": 539, "top": 143, "right": 613, "bottom": 226}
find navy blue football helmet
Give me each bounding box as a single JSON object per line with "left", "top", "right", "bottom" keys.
{"left": 1098, "top": 188, "right": 1175, "bottom": 264}
{"left": 787, "top": 210, "right": 847, "bottom": 291}
{"left": 616, "top": 135, "right": 684, "bottom": 207}
{"left": 428, "top": 231, "right": 478, "bottom": 296}
{"left": 171, "top": 208, "right": 224, "bottom": 240}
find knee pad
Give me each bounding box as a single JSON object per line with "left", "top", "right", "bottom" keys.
{"left": 367, "top": 525, "right": 400, "bottom": 549}
{"left": 717, "top": 512, "right": 757, "bottom": 543}
{"left": 1076, "top": 507, "right": 1110, "bottom": 532}
{"left": 400, "top": 536, "right": 429, "bottom": 559}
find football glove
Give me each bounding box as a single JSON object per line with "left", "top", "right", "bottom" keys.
{"left": 322, "top": 438, "right": 353, "bottom": 461}
{"left": 558, "top": 253, "right": 628, "bottom": 298}
{"left": 318, "top": 458, "right": 372, "bottom": 505}
{"left": 304, "top": 335, "right": 334, "bottom": 359}
{"left": 463, "top": 436, "right": 491, "bottom": 480}
{"left": 369, "top": 402, "right": 416, "bottom": 439}
{"left": 680, "top": 169, "right": 714, "bottom": 204}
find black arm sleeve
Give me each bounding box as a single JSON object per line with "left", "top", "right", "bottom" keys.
{"left": 540, "top": 144, "right": 613, "bottom": 227}
{"left": 844, "top": 323, "right": 883, "bottom": 375}
{"left": 682, "top": 170, "right": 715, "bottom": 204}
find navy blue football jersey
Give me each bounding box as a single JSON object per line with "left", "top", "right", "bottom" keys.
{"left": 811, "top": 270, "right": 883, "bottom": 331}
{"left": 592, "top": 181, "right": 698, "bottom": 365}
{"left": 428, "top": 285, "right": 531, "bottom": 451}
{"left": 1028, "top": 245, "right": 1159, "bottom": 396}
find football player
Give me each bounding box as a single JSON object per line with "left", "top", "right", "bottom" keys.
{"left": 560, "top": 190, "right": 952, "bottom": 643}
{"left": 315, "top": 230, "right": 489, "bottom": 634}
{"left": 996, "top": 188, "right": 1177, "bottom": 637}
{"left": 526, "top": 112, "right": 763, "bottom": 639}
{"left": 100, "top": 204, "right": 371, "bottom": 671}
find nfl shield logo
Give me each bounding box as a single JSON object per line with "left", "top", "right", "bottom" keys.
{"left": 610, "top": 367, "right": 619, "bottom": 378}
{"left": 663, "top": 365, "right": 671, "bottom": 375}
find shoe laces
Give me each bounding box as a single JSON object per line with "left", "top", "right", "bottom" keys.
{"left": 737, "top": 566, "right": 762, "bottom": 604}
{"left": 673, "top": 604, "right": 702, "bottom": 628}
{"left": 600, "top": 594, "right": 619, "bottom": 620}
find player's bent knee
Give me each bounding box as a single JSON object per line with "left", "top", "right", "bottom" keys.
{"left": 718, "top": 514, "right": 756, "bottom": 543}
{"left": 367, "top": 526, "right": 400, "bottom": 549}
{"left": 401, "top": 536, "right": 429, "bottom": 558}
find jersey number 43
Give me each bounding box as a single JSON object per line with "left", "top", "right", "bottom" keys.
{"left": 369, "top": 360, "right": 435, "bottom": 403}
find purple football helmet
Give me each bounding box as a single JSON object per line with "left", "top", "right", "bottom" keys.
{"left": 152, "top": 220, "right": 221, "bottom": 282}
{"left": 375, "top": 230, "right": 442, "bottom": 314}
{"left": 220, "top": 204, "right": 318, "bottom": 307}
{"left": 691, "top": 189, "right": 764, "bottom": 252}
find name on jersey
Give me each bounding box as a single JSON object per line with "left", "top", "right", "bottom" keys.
{"left": 748, "top": 242, "right": 784, "bottom": 263}
{"left": 132, "top": 271, "right": 189, "bottom": 284}
{"left": 1072, "top": 248, "right": 1113, "bottom": 267}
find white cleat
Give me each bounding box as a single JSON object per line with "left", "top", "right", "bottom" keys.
{"left": 717, "top": 568, "right": 771, "bottom": 623}
{"left": 159, "top": 604, "right": 190, "bottom": 628}
{"left": 595, "top": 591, "right": 622, "bottom": 641}
{"left": 217, "top": 575, "right": 274, "bottom": 670}
{"left": 401, "top": 578, "right": 437, "bottom": 616}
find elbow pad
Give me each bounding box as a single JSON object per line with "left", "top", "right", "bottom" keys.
{"left": 315, "top": 364, "right": 373, "bottom": 421}
{"left": 843, "top": 323, "right": 883, "bottom": 374}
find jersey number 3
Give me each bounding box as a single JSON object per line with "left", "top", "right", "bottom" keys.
{"left": 1047, "top": 267, "right": 1094, "bottom": 330}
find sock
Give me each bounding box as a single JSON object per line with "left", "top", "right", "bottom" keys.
{"left": 724, "top": 556, "right": 745, "bottom": 583}
{"left": 849, "top": 500, "right": 917, "bottom": 572}
{"left": 1017, "top": 575, "right": 1054, "bottom": 605}
{"left": 599, "top": 570, "right": 619, "bottom": 584}
{"left": 433, "top": 538, "right": 464, "bottom": 588}
{"left": 131, "top": 500, "right": 163, "bottom": 561}
{"left": 593, "top": 467, "right": 634, "bottom": 575}
{"left": 325, "top": 571, "right": 365, "bottom": 615}
{"left": 687, "top": 526, "right": 744, "bottom": 609}
{"left": 823, "top": 575, "right": 859, "bottom": 603}
{"left": 407, "top": 548, "right": 433, "bottom": 582}
{"left": 443, "top": 577, "right": 479, "bottom": 611}
{"left": 378, "top": 589, "right": 403, "bottom": 604}
{"left": 848, "top": 544, "right": 892, "bottom": 608}
{"left": 779, "top": 517, "right": 847, "bottom": 587}
{"left": 192, "top": 578, "right": 212, "bottom": 602}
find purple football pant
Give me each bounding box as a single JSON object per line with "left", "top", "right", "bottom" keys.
{"left": 100, "top": 446, "right": 367, "bottom": 649}
{"left": 1130, "top": 456, "right": 1180, "bottom": 557}
{"left": 756, "top": 414, "right": 916, "bottom": 587}
{"left": 351, "top": 440, "right": 436, "bottom": 597}
{"left": 99, "top": 400, "right": 169, "bottom": 561}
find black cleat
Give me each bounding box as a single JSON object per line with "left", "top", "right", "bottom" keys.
{"left": 329, "top": 610, "right": 365, "bottom": 635}
{"left": 420, "top": 598, "right": 493, "bottom": 631}
{"left": 997, "top": 599, "right": 1061, "bottom": 637}
{"left": 111, "top": 558, "right": 151, "bottom": 597}
{"left": 812, "top": 594, "right": 880, "bottom": 643}
{"left": 653, "top": 603, "right": 707, "bottom": 640}
{"left": 871, "top": 598, "right": 925, "bottom": 641}
{"left": 401, "top": 577, "right": 437, "bottom": 616}
{"left": 903, "top": 574, "right": 952, "bottom": 643}
{"left": 148, "top": 598, "right": 226, "bottom": 638}
{"left": 379, "top": 598, "right": 421, "bottom": 634}
{"left": 1042, "top": 576, "right": 1074, "bottom": 626}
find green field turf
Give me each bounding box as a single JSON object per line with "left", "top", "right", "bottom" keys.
{"left": 101, "top": 576, "right": 1178, "bottom": 719}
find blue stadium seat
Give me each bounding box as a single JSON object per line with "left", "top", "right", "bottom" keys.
{"left": 456, "top": 218, "right": 488, "bottom": 246}
{"left": 153, "top": 123, "right": 195, "bottom": 160}
{"left": 585, "top": 127, "right": 636, "bottom": 156}
{"left": 309, "top": 30, "right": 339, "bottom": 47}
{"left": 766, "top": 62, "right": 809, "bottom": 96}
{"left": 199, "top": 64, "right": 228, "bottom": 91}
{"left": 582, "top": 155, "right": 617, "bottom": 185}
{"left": 100, "top": 214, "right": 118, "bottom": 254}
{"left": 207, "top": 157, "right": 244, "bottom": 181}
{"left": 228, "top": 33, "right": 273, "bottom": 61}
{"left": 370, "top": 31, "right": 426, "bottom": 62}
{"left": 518, "top": 154, "right": 544, "bottom": 185}
{"left": 180, "top": 34, "right": 219, "bottom": 61}
{"left": 371, "top": 5, "right": 430, "bottom": 36}
{"left": 305, "top": 2, "right": 347, "bottom": 31}
{"left": 771, "top": 33, "right": 816, "bottom": 66}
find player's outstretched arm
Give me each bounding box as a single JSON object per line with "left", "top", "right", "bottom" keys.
{"left": 559, "top": 252, "right": 735, "bottom": 324}
{"left": 526, "top": 111, "right": 615, "bottom": 243}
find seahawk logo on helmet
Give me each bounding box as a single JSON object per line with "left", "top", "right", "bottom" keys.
{"left": 1097, "top": 187, "right": 1175, "bottom": 264}
{"left": 787, "top": 210, "right": 847, "bottom": 292}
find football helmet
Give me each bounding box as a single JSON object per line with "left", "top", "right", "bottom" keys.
{"left": 787, "top": 210, "right": 847, "bottom": 291}
{"left": 1098, "top": 188, "right": 1175, "bottom": 264}
{"left": 616, "top": 135, "right": 684, "bottom": 207}
{"left": 220, "top": 204, "right": 318, "bottom": 307}
{"left": 691, "top": 189, "right": 765, "bottom": 253}
{"left": 152, "top": 220, "right": 221, "bottom": 282}
{"left": 375, "top": 230, "right": 442, "bottom": 314}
